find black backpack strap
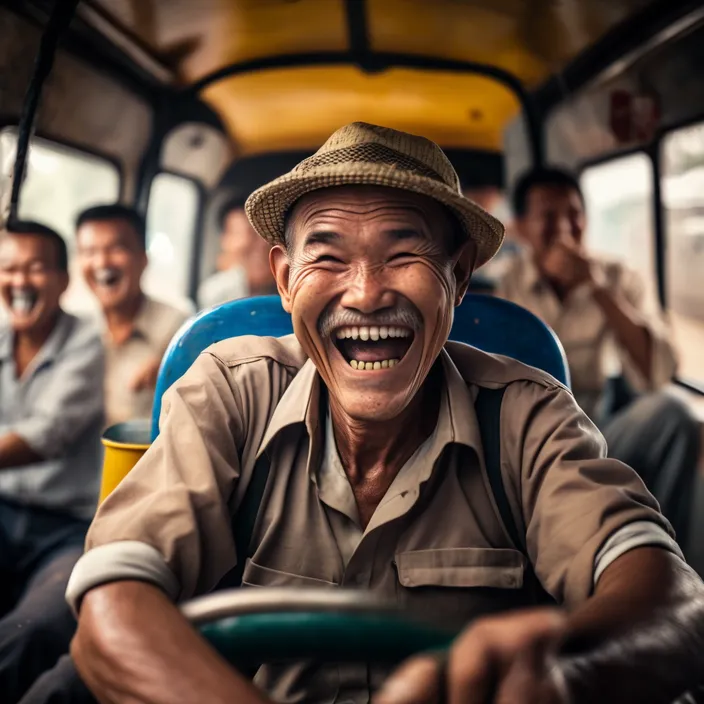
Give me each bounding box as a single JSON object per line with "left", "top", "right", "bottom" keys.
{"left": 216, "top": 452, "right": 271, "bottom": 589}
{"left": 475, "top": 387, "right": 524, "bottom": 553}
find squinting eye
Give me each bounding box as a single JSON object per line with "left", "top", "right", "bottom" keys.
{"left": 315, "top": 255, "right": 343, "bottom": 264}
{"left": 389, "top": 252, "right": 415, "bottom": 262}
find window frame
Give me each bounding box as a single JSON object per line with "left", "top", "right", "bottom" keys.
{"left": 144, "top": 169, "right": 206, "bottom": 301}
{"left": 0, "top": 123, "right": 124, "bottom": 201}
{"left": 576, "top": 115, "right": 704, "bottom": 394}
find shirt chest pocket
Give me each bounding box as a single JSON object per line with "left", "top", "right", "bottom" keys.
{"left": 394, "top": 548, "right": 530, "bottom": 630}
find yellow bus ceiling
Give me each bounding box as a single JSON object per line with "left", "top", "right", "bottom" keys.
{"left": 88, "top": 0, "right": 656, "bottom": 152}
{"left": 202, "top": 67, "right": 521, "bottom": 155}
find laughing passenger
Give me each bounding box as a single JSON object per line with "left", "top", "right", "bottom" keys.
{"left": 62, "top": 124, "right": 704, "bottom": 704}
{"left": 0, "top": 222, "right": 104, "bottom": 702}
{"left": 75, "top": 206, "right": 189, "bottom": 427}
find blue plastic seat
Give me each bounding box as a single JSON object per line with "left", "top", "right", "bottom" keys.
{"left": 151, "top": 294, "right": 569, "bottom": 440}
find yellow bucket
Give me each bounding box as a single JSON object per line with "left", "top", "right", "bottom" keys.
{"left": 99, "top": 419, "right": 152, "bottom": 504}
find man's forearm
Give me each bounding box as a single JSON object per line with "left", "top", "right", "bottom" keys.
{"left": 591, "top": 285, "right": 653, "bottom": 382}
{"left": 0, "top": 432, "right": 43, "bottom": 469}
{"left": 72, "top": 580, "right": 268, "bottom": 704}
{"left": 559, "top": 549, "right": 704, "bottom": 703}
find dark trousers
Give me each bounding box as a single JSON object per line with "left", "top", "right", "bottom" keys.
{"left": 603, "top": 388, "right": 701, "bottom": 548}
{"left": 0, "top": 498, "right": 89, "bottom": 704}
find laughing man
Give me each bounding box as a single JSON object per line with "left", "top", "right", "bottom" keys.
{"left": 0, "top": 222, "right": 104, "bottom": 702}
{"left": 63, "top": 124, "right": 704, "bottom": 704}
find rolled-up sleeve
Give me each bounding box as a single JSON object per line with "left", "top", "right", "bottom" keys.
{"left": 11, "top": 324, "right": 104, "bottom": 458}
{"left": 70, "top": 352, "right": 247, "bottom": 609}
{"left": 501, "top": 379, "right": 674, "bottom": 608}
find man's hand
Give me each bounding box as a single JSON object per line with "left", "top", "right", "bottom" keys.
{"left": 376, "top": 608, "right": 569, "bottom": 704}
{"left": 539, "top": 241, "right": 595, "bottom": 293}
{"left": 129, "top": 357, "right": 161, "bottom": 392}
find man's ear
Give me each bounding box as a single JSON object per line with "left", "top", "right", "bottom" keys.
{"left": 270, "top": 245, "right": 292, "bottom": 313}
{"left": 452, "top": 240, "right": 477, "bottom": 307}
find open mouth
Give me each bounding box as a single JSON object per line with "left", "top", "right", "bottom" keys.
{"left": 94, "top": 268, "right": 122, "bottom": 289}
{"left": 10, "top": 289, "right": 38, "bottom": 316}
{"left": 333, "top": 325, "right": 414, "bottom": 371}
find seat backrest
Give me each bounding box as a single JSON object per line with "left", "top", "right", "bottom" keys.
{"left": 151, "top": 294, "right": 569, "bottom": 440}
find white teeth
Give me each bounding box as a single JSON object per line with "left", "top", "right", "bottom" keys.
{"left": 95, "top": 268, "right": 121, "bottom": 286}
{"left": 333, "top": 325, "right": 412, "bottom": 340}
{"left": 11, "top": 290, "right": 35, "bottom": 315}
{"left": 348, "top": 358, "right": 400, "bottom": 370}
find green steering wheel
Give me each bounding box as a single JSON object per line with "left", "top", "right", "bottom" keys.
{"left": 182, "top": 588, "right": 457, "bottom": 668}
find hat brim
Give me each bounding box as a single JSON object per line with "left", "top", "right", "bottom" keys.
{"left": 245, "top": 162, "right": 505, "bottom": 268}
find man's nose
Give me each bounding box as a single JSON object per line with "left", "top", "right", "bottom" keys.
{"left": 93, "top": 251, "right": 110, "bottom": 270}
{"left": 339, "top": 265, "right": 396, "bottom": 314}
{"left": 10, "top": 269, "right": 30, "bottom": 288}
{"left": 555, "top": 213, "right": 574, "bottom": 241}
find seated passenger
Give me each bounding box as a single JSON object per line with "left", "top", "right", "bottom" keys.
{"left": 495, "top": 168, "right": 700, "bottom": 544}
{"left": 197, "top": 195, "right": 277, "bottom": 310}
{"left": 0, "top": 222, "right": 104, "bottom": 703}
{"left": 75, "top": 205, "right": 189, "bottom": 427}
{"left": 27, "top": 124, "right": 704, "bottom": 704}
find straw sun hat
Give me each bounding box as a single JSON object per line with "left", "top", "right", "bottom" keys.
{"left": 245, "top": 121, "right": 505, "bottom": 268}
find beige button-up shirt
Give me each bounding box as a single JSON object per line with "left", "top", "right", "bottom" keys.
{"left": 495, "top": 250, "right": 678, "bottom": 419}
{"left": 104, "top": 296, "right": 189, "bottom": 427}
{"left": 68, "top": 334, "right": 673, "bottom": 703}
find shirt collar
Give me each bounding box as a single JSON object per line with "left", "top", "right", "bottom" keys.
{"left": 0, "top": 310, "right": 73, "bottom": 371}
{"left": 258, "top": 358, "right": 321, "bottom": 457}
{"left": 0, "top": 325, "right": 12, "bottom": 362}
{"left": 258, "top": 347, "right": 483, "bottom": 462}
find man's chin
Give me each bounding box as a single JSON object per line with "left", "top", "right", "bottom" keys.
{"left": 329, "top": 388, "right": 415, "bottom": 424}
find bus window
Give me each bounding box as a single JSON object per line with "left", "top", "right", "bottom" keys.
{"left": 662, "top": 123, "right": 704, "bottom": 384}
{"left": 580, "top": 153, "right": 658, "bottom": 308}
{"left": 0, "top": 128, "right": 120, "bottom": 240}
{"left": 144, "top": 172, "right": 200, "bottom": 311}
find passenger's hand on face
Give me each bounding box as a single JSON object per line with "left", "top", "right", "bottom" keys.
{"left": 129, "top": 356, "right": 161, "bottom": 391}
{"left": 375, "top": 608, "right": 570, "bottom": 704}
{"left": 540, "top": 240, "right": 594, "bottom": 292}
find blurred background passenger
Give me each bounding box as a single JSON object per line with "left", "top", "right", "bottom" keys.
{"left": 197, "top": 196, "right": 276, "bottom": 310}
{"left": 0, "top": 222, "right": 104, "bottom": 703}
{"left": 75, "top": 205, "right": 188, "bottom": 427}
{"left": 462, "top": 185, "right": 521, "bottom": 288}
{"left": 496, "top": 167, "right": 700, "bottom": 543}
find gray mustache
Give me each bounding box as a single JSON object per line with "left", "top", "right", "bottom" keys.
{"left": 318, "top": 304, "right": 422, "bottom": 338}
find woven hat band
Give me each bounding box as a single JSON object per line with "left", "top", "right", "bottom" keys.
{"left": 294, "top": 143, "right": 448, "bottom": 185}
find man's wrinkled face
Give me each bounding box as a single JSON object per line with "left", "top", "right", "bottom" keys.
{"left": 76, "top": 219, "right": 147, "bottom": 311}
{"left": 271, "top": 186, "right": 475, "bottom": 422}
{"left": 518, "top": 185, "right": 586, "bottom": 258}
{"left": 0, "top": 234, "right": 68, "bottom": 333}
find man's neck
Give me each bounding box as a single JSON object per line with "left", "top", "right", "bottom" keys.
{"left": 330, "top": 366, "right": 442, "bottom": 484}
{"left": 104, "top": 293, "right": 144, "bottom": 345}
{"left": 13, "top": 311, "right": 61, "bottom": 377}
{"left": 329, "top": 367, "right": 442, "bottom": 528}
